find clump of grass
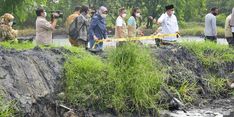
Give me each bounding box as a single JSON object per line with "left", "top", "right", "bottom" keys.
{"left": 206, "top": 76, "right": 229, "bottom": 98}
{"left": 0, "top": 95, "right": 15, "bottom": 117}
{"left": 64, "top": 43, "right": 166, "bottom": 114}
{"left": 177, "top": 81, "right": 198, "bottom": 104}
{"left": 64, "top": 55, "right": 109, "bottom": 109}
{"left": 0, "top": 41, "right": 35, "bottom": 50}
{"left": 107, "top": 43, "right": 166, "bottom": 113}
{"left": 180, "top": 41, "right": 234, "bottom": 68}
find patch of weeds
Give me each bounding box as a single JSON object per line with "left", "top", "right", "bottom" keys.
{"left": 177, "top": 81, "right": 198, "bottom": 103}
{"left": 64, "top": 42, "right": 166, "bottom": 114}
{"left": 180, "top": 41, "right": 234, "bottom": 68}
{"left": 0, "top": 41, "right": 35, "bottom": 50}
{"left": 63, "top": 46, "right": 92, "bottom": 57}
{"left": 206, "top": 76, "right": 229, "bottom": 98}
{"left": 167, "top": 81, "right": 198, "bottom": 106}
{"left": 0, "top": 95, "right": 15, "bottom": 117}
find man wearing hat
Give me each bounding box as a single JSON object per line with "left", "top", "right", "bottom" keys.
{"left": 157, "top": 5, "right": 179, "bottom": 42}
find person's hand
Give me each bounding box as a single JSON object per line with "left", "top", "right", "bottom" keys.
{"left": 139, "top": 31, "right": 144, "bottom": 36}
{"left": 52, "top": 13, "right": 59, "bottom": 17}
{"left": 105, "top": 38, "right": 111, "bottom": 42}
{"left": 176, "top": 32, "right": 180, "bottom": 38}
{"left": 94, "top": 35, "right": 99, "bottom": 41}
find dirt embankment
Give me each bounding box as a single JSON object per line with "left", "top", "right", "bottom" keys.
{"left": 0, "top": 45, "right": 233, "bottom": 117}
{"left": 0, "top": 47, "right": 69, "bottom": 116}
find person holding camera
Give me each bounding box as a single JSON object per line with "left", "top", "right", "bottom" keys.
{"left": 35, "top": 8, "right": 59, "bottom": 46}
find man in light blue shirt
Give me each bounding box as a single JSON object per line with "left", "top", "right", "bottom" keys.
{"left": 205, "top": 7, "right": 219, "bottom": 42}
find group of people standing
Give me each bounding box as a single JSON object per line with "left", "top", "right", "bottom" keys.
{"left": 63, "top": 4, "right": 179, "bottom": 49}
{"left": 0, "top": 4, "right": 179, "bottom": 49}
{"left": 205, "top": 7, "right": 234, "bottom": 46}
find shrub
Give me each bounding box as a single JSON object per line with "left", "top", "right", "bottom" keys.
{"left": 64, "top": 43, "right": 166, "bottom": 114}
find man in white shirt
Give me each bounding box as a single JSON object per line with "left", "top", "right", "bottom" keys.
{"left": 205, "top": 7, "right": 219, "bottom": 42}
{"left": 157, "top": 5, "right": 179, "bottom": 42}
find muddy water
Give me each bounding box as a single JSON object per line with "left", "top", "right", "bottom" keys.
{"left": 159, "top": 97, "right": 234, "bottom": 117}
{"left": 161, "top": 100, "right": 234, "bottom": 117}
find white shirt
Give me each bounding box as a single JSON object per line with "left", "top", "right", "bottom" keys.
{"left": 116, "top": 16, "right": 126, "bottom": 26}
{"left": 35, "top": 16, "right": 53, "bottom": 45}
{"left": 115, "top": 16, "right": 127, "bottom": 38}
{"left": 158, "top": 13, "right": 179, "bottom": 41}
{"left": 205, "top": 13, "right": 217, "bottom": 36}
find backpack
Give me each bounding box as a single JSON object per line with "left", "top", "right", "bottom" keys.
{"left": 68, "top": 17, "right": 85, "bottom": 39}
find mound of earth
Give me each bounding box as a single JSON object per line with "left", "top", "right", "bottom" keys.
{"left": 0, "top": 45, "right": 233, "bottom": 117}
{"left": 0, "top": 46, "right": 69, "bottom": 116}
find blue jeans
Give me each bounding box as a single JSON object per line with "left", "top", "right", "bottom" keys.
{"left": 89, "top": 39, "right": 103, "bottom": 50}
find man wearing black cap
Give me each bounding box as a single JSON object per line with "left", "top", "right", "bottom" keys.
{"left": 157, "top": 4, "right": 179, "bottom": 42}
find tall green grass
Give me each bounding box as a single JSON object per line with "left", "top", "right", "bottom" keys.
{"left": 180, "top": 41, "right": 234, "bottom": 68}
{"left": 206, "top": 76, "right": 229, "bottom": 98}
{"left": 64, "top": 43, "right": 166, "bottom": 114}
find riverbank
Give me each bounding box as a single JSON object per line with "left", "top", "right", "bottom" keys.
{"left": 0, "top": 40, "right": 233, "bottom": 117}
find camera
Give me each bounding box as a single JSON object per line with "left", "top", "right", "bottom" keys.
{"left": 51, "top": 10, "right": 63, "bottom": 19}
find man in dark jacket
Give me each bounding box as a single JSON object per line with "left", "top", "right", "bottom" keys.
{"left": 89, "top": 6, "right": 108, "bottom": 50}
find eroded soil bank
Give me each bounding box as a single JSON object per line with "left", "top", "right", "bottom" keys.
{"left": 0, "top": 45, "right": 233, "bottom": 117}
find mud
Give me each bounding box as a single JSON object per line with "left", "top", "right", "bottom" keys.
{"left": 0, "top": 46, "right": 69, "bottom": 116}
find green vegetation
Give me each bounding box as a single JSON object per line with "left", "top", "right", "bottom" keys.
{"left": 177, "top": 81, "right": 198, "bottom": 103}
{"left": 0, "top": 40, "right": 232, "bottom": 115}
{"left": 180, "top": 41, "right": 234, "bottom": 68}
{"left": 206, "top": 76, "right": 229, "bottom": 98}
{"left": 180, "top": 22, "right": 225, "bottom": 37}
{"left": 0, "top": 95, "right": 15, "bottom": 117}
{"left": 181, "top": 41, "right": 232, "bottom": 98}
{"left": 0, "top": 41, "right": 35, "bottom": 50}
{"left": 64, "top": 43, "right": 166, "bottom": 114}
{"left": 1, "top": 0, "right": 234, "bottom": 29}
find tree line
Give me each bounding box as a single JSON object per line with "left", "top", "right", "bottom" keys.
{"left": 0, "top": 0, "right": 234, "bottom": 28}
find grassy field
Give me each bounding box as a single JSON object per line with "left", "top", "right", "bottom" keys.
{"left": 180, "top": 22, "right": 225, "bottom": 37}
